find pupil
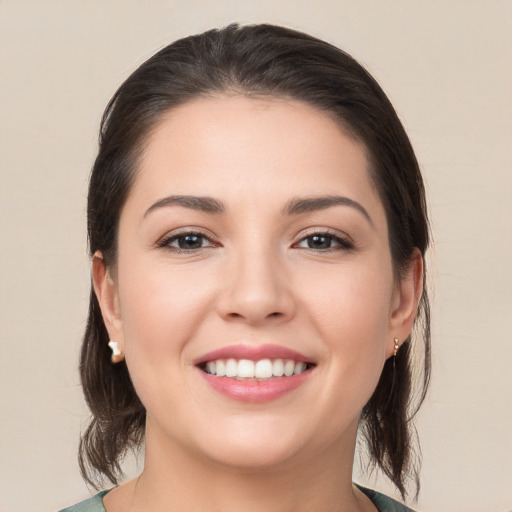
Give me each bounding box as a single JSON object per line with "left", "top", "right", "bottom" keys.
{"left": 309, "top": 235, "right": 330, "bottom": 249}
{"left": 179, "top": 235, "right": 202, "bottom": 249}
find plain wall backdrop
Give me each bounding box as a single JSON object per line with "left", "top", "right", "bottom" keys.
{"left": 0, "top": 1, "right": 511, "bottom": 511}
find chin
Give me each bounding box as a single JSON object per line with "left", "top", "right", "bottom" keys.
{"left": 203, "top": 441, "right": 302, "bottom": 473}
{"left": 188, "top": 415, "right": 321, "bottom": 473}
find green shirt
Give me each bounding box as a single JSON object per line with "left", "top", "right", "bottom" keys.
{"left": 59, "top": 485, "right": 416, "bottom": 512}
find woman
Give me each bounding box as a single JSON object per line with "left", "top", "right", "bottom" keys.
{"left": 62, "top": 23, "right": 430, "bottom": 512}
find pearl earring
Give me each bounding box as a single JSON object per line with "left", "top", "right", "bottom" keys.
{"left": 108, "top": 340, "right": 124, "bottom": 363}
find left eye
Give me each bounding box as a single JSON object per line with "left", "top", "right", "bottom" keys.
{"left": 295, "top": 233, "right": 351, "bottom": 251}
{"left": 159, "top": 232, "right": 216, "bottom": 251}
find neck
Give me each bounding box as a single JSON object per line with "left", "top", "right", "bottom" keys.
{"left": 118, "top": 419, "right": 375, "bottom": 512}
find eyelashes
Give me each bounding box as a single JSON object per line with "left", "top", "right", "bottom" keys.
{"left": 293, "top": 230, "right": 354, "bottom": 252}
{"left": 156, "top": 231, "right": 219, "bottom": 253}
{"left": 156, "top": 228, "right": 355, "bottom": 254}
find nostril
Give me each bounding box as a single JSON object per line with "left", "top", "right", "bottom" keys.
{"left": 227, "top": 311, "right": 282, "bottom": 319}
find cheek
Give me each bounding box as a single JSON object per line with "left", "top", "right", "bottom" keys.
{"left": 301, "top": 259, "right": 393, "bottom": 389}
{"left": 116, "top": 253, "right": 216, "bottom": 365}
{"left": 304, "top": 259, "right": 394, "bottom": 339}
{"left": 115, "top": 257, "right": 218, "bottom": 418}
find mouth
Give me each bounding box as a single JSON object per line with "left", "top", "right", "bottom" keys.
{"left": 198, "top": 358, "right": 314, "bottom": 380}
{"left": 194, "top": 344, "right": 316, "bottom": 402}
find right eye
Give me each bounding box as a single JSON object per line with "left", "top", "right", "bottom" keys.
{"left": 158, "top": 231, "right": 217, "bottom": 252}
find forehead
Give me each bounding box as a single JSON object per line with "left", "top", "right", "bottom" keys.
{"left": 127, "top": 94, "right": 383, "bottom": 220}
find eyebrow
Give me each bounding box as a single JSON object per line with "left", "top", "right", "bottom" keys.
{"left": 143, "top": 193, "right": 372, "bottom": 225}
{"left": 144, "top": 195, "right": 224, "bottom": 217}
{"left": 281, "top": 195, "right": 373, "bottom": 225}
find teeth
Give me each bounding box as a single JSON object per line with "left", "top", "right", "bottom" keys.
{"left": 255, "top": 359, "right": 273, "bottom": 378}
{"left": 203, "top": 358, "right": 310, "bottom": 379}
{"left": 216, "top": 359, "right": 226, "bottom": 377}
{"left": 225, "top": 359, "right": 238, "bottom": 377}
{"left": 272, "top": 359, "right": 284, "bottom": 377}
{"left": 284, "top": 360, "right": 295, "bottom": 376}
{"left": 238, "top": 359, "right": 255, "bottom": 378}
{"left": 294, "top": 362, "right": 306, "bottom": 375}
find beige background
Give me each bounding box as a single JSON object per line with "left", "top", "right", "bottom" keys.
{"left": 1, "top": 1, "right": 511, "bottom": 511}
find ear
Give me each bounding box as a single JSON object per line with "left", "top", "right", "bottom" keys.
{"left": 92, "top": 251, "right": 124, "bottom": 353}
{"left": 387, "top": 248, "right": 424, "bottom": 358}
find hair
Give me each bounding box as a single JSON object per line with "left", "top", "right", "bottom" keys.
{"left": 79, "top": 23, "right": 431, "bottom": 500}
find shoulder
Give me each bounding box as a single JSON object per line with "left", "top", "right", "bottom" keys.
{"left": 58, "top": 491, "right": 108, "bottom": 512}
{"left": 356, "top": 484, "right": 418, "bottom": 512}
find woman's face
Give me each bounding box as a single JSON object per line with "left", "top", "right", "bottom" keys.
{"left": 96, "top": 95, "right": 419, "bottom": 471}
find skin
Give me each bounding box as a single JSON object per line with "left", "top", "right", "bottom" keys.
{"left": 94, "top": 95, "right": 423, "bottom": 512}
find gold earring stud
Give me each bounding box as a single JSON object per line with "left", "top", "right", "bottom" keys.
{"left": 393, "top": 338, "right": 400, "bottom": 358}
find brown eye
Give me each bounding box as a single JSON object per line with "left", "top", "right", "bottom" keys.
{"left": 307, "top": 235, "right": 333, "bottom": 249}
{"left": 159, "top": 231, "right": 217, "bottom": 251}
{"left": 176, "top": 234, "right": 204, "bottom": 249}
{"left": 295, "top": 232, "right": 354, "bottom": 251}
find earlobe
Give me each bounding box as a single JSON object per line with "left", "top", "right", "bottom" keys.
{"left": 388, "top": 249, "right": 423, "bottom": 357}
{"left": 92, "top": 251, "right": 124, "bottom": 349}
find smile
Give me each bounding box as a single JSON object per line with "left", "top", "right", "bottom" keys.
{"left": 195, "top": 344, "right": 316, "bottom": 402}
{"left": 201, "top": 358, "right": 311, "bottom": 380}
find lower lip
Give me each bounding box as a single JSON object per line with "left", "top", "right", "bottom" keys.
{"left": 197, "top": 369, "right": 312, "bottom": 403}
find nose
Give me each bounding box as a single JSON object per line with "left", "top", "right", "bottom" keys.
{"left": 217, "top": 248, "right": 296, "bottom": 326}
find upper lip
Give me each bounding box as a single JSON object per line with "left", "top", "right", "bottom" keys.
{"left": 194, "top": 343, "right": 314, "bottom": 365}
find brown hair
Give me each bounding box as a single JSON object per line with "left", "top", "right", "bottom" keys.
{"left": 79, "top": 23, "right": 431, "bottom": 500}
